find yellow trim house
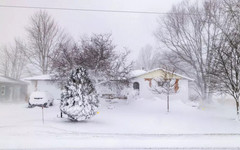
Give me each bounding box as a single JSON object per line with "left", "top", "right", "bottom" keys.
{"left": 130, "top": 68, "right": 194, "bottom": 100}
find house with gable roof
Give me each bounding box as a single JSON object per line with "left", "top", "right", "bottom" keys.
{"left": 130, "top": 68, "right": 194, "bottom": 100}
{"left": 23, "top": 68, "right": 193, "bottom": 101}
{"left": 0, "top": 76, "right": 27, "bottom": 102}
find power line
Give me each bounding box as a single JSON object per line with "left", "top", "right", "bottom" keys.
{"left": 0, "top": 4, "right": 176, "bottom": 15}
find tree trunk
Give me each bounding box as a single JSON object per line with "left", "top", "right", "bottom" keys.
{"left": 199, "top": 89, "right": 209, "bottom": 108}
{"left": 42, "top": 106, "right": 44, "bottom": 124}
{"left": 236, "top": 99, "right": 239, "bottom": 121}
{"left": 167, "top": 94, "right": 169, "bottom": 112}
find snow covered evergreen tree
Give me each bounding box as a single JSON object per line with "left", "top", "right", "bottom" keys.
{"left": 60, "top": 67, "right": 99, "bottom": 121}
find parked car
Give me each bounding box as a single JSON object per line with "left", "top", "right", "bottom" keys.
{"left": 28, "top": 91, "right": 54, "bottom": 108}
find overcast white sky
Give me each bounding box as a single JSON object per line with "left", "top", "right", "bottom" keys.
{"left": 0, "top": 0, "right": 183, "bottom": 60}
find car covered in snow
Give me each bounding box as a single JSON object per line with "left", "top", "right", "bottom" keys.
{"left": 28, "top": 91, "right": 54, "bottom": 108}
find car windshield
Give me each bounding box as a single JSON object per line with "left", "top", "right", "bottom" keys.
{"left": 34, "top": 97, "right": 43, "bottom": 99}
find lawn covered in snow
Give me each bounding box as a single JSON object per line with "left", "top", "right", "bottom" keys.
{"left": 0, "top": 97, "right": 240, "bottom": 149}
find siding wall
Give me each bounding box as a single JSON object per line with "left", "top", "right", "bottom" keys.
{"left": 0, "top": 83, "right": 27, "bottom": 102}
{"left": 131, "top": 77, "right": 189, "bottom": 101}
{"left": 27, "top": 80, "right": 61, "bottom": 100}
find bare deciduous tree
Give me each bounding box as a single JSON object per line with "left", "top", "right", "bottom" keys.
{"left": 152, "top": 67, "right": 178, "bottom": 112}
{"left": 51, "top": 38, "right": 79, "bottom": 85}
{"left": 155, "top": 0, "right": 221, "bottom": 103}
{"left": 79, "top": 34, "right": 116, "bottom": 79}
{"left": 24, "top": 10, "right": 65, "bottom": 74}
{"left": 210, "top": 0, "right": 240, "bottom": 120}
{"left": 78, "top": 34, "right": 133, "bottom": 86}
{"left": 136, "top": 45, "right": 158, "bottom": 70}
{"left": 51, "top": 34, "right": 133, "bottom": 94}
{"left": 0, "top": 46, "right": 9, "bottom": 76}
{"left": 0, "top": 39, "right": 27, "bottom": 79}
{"left": 106, "top": 50, "right": 133, "bottom": 96}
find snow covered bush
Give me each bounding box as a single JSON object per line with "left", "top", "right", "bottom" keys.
{"left": 60, "top": 67, "right": 99, "bottom": 121}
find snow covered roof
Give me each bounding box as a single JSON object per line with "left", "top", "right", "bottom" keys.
{"left": 130, "top": 70, "right": 147, "bottom": 77}
{"left": 23, "top": 74, "right": 53, "bottom": 81}
{"left": 0, "top": 76, "right": 27, "bottom": 85}
{"left": 132, "top": 68, "right": 194, "bottom": 81}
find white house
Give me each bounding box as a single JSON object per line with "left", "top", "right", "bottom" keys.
{"left": 0, "top": 76, "right": 28, "bottom": 102}
{"left": 129, "top": 68, "right": 194, "bottom": 101}
{"left": 24, "top": 68, "right": 193, "bottom": 101}
{"left": 24, "top": 74, "right": 61, "bottom": 100}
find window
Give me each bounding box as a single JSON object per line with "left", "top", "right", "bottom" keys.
{"left": 1, "top": 86, "right": 6, "bottom": 96}
{"left": 133, "top": 82, "right": 140, "bottom": 90}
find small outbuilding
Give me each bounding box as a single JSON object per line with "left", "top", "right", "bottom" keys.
{"left": 0, "top": 76, "right": 28, "bottom": 102}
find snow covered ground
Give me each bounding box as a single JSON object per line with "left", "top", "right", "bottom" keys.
{"left": 0, "top": 97, "right": 240, "bottom": 149}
